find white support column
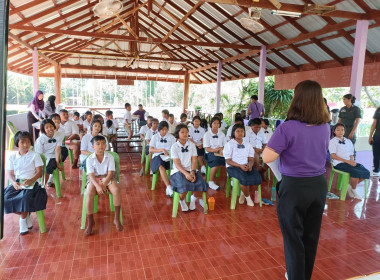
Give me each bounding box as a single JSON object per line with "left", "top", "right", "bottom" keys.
{"left": 216, "top": 60, "right": 222, "bottom": 113}
{"left": 258, "top": 45, "right": 267, "bottom": 105}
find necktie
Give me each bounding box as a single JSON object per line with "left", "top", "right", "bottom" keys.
{"left": 212, "top": 135, "right": 218, "bottom": 139}
{"left": 237, "top": 144, "right": 245, "bottom": 149}
{"left": 339, "top": 140, "right": 345, "bottom": 144}
{"left": 181, "top": 146, "right": 189, "bottom": 153}
{"left": 48, "top": 138, "right": 57, "bottom": 143}
{"left": 160, "top": 138, "right": 167, "bottom": 143}
{"left": 194, "top": 130, "right": 200, "bottom": 133}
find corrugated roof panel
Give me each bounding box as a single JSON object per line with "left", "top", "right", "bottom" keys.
{"left": 316, "top": 31, "right": 338, "bottom": 40}
{"left": 213, "top": 27, "right": 239, "bottom": 44}
{"left": 298, "top": 44, "right": 332, "bottom": 62}
{"left": 192, "top": 11, "right": 218, "bottom": 30}
{"left": 21, "top": 1, "right": 55, "bottom": 18}
{"left": 276, "top": 23, "right": 301, "bottom": 39}
{"left": 223, "top": 21, "right": 250, "bottom": 39}
{"left": 278, "top": 0, "right": 305, "bottom": 4}
{"left": 185, "top": 18, "right": 207, "bottom": 34}
{"left": 337, "top": 0, "right": 365, "bottom": 13}
{"left": 204, "top": 33, "right": 220, "bottom": 43}
{"left": 280, "top": 49, "right": 308, "bottom": 65}
{"left": 323, "top": 37, "right": 354, "bottom": 58}
{"left": 241, "top": 60, "right": 259, "bottom": 73}
{"left": 365, "top": 0, "right": 380, "bottom": 9}
{"left": 217, "top": 3, "right": 241, "bottom": 16}
{"left": 224, "top": 64, "right": 240, "bottom": 76}
{"left": 260, "top": 9, "right": 285, "bottom": 26}
{"left": 201, "top": 2, "right": 228, "bottom": 23}
{"left": 364, "top": 27, "right": 380, "bottom": 53}
{"left": 296, "top": 15, "right": 327, "bottom": 32}
{"left": 245, "top": 37, "right": 262, "bottom": 46}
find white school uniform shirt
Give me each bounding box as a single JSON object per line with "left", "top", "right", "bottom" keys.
{"left": 221, "top": 120, "right": 227, "bottom": 131}
{"left": 110, "top": 118, "right": 119, "bottom": 129}
{"left": 123, "top": 110, "right": 132, "bottom": 125}
{"left": 261, "top": 127, "right": 273, "bottom": 142}
{"left": 329, "top": 137, "right": 354, "bottom": 166}
{"left": 60, "top": 120, "right": 79, "bottom": 137}
{"left": 86, "top": 152, "right": 115, "bottom": 177}
{"left": 86, "top": 125, "right": 108, "bottom": 136}
{"left": 107, "top": 126, "right": 117, "bottom": 135}
{"left": 35, "top": 133, "right": 62, "bottom": 160}
{"left": 189, "top": 126, "right": 205, "bottom": 145}
{"left": 162, "top": 117, "right": 169, "bottom": 123}
{"left": 203, "top": 130, "right": 227, "bottom": 153}
{"left": 139, "top": 124, "right": 150, "bottom": 136}
{"left": 245, "top": 129, "right": 268, "bottom": 149}
{"left": 145, "top": 128, "right": 158, "bottom": 141}
{"left": 83, "top": 119, "right": 91, "bottom": 131}
{"left": 149, "top": 133, "right": 176, "bottom": 158}
{"left": 170, "top": 140, "right": 197, "bottom": 175}
{"left": 6, "top": 150, "right": 43, "bottom": 180}
{"left": 226, "top": 126, "right": 249, "bottom": 141}
{"left": 223, "top": 139, "right": 254, "bottom": 168}
{"left": 72, "top": 118, "right": 83, "bottom": 126}
{"left": 168, "top": 121, "right": 177, "bottom": 135}
{"left": 80, "top": 133, "right": 109, "bottom": 162}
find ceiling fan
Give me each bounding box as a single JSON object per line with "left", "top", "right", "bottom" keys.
{"left": 240, "top": 7, "right": 265, "bottom": 33}
{"left": 93, "top": 0, "right": 123, "bottom": 19}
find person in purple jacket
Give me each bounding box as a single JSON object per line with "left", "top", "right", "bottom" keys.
{"left": 262, "top": 80, "right": 330, "bottom": 280}
{"left": 247, "top": 95, "right": 265, "bottom": 119}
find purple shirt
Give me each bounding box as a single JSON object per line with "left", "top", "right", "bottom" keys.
{"left": 267, "top": 120, "right": 330, "bottom": 177}
{"left": 248, "top": 101, "right": 264, "bottom": 119}
{"left": 133, "top": 109, "right": 146, "bottom": 121}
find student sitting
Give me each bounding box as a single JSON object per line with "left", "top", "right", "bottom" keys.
{"left": 260, "top": 118, "right": 273, "bottom": 142}
{"left": 223, "top": 124, "right": 262, "bottom": 206}
{"left": 203, "top": 117, "right": 227, "bottom": 190}
{"left": 123, "top": 103, "right": 133, "bottom": 140}
{"left": 4, "top": 131, "right": 47, "bottom": 235}
{"left": 162, "top": 109, "right": 170, "bottom": 123}
{"left": 59, "top": 109, "right": 80, "bottom": 169}
{"left": 168, "top": 113, "right": 178, "bottom": 135}
{"left": 85, "top": 135, "right": 122, "bottom": 235}
{"left": 35, "top": 119, "right": 68, "bottom": 188}
{"left": 149, "top": 121, "right": 176, "bottom": 196}
{"left": 329, "top": 123, "right": 370, "bottom": 200}
{"left": 92, "top": 114, "right": 108, "bottom": 137}
{"left": 72, "top": 112, "right": 83, "bottom": 131}
{"left": 200, "top": 118, "right": 208, "bottom": 132}
{"left": 179, "top": 113, "right": 190, "bottom": 126}
{"left": 82, "top": 111, "right": 93, "bottom": 134}
{"left": 139, "top": 116, "right": 153, "bottom": 139}
{"left": 80, "top": 120, "right": 109, "bottom": 165}
{"left": 170, "top": 124, "right": 209, "bottom": 211}
{"left": 188, "top": 116, "right": 206, "bottom": 174}
{"left": 226, "top": 116, "right": 246, "bottom": 141}
{"left": 106, "top": 110, "right": 119, "bottom": 131}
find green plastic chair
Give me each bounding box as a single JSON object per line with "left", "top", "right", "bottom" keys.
{"left": 141, "top": 140, "right": 146, "bottom": 164}
{"left": 151, "top": 169, "right": 171, "bottom": 190}
{"left": 226, "top": 176, "right": 262, "bottom": 209}
{"left": 39, "top": 154, "right": 63, "bottom": 198}
{"left": 63, "top": 137, "right": 74, "bottom": 165}
{"left": 35, "top": 155, "right": 48, "bottom": 233}
{"left": 172, "top": 191, "right": 208, "bottom": 218}
{"left": 145, "top": 153, "right": 151, "bottom": 175}
{"left": 80, "top": 151, "right": 123, "bottom": 230}
{"left": 7, "top": 121, "right": 17, "bottom": 151}
{"left": 205, "top": 164, "right": 221, "bottom": 182}
{"left": 328, "top": 161, "right": 368, "bottom": 200}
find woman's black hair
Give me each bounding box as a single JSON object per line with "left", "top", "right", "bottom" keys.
{"left": 261, "top": 118, "right": 270, "bottom": 126}
{"left": 91, "top": 135, "right": 106, "bottom": 145}
{"left": 85, "top": 111, "right": 93, "bottom": 117}
{"left": 192, "top": 116, "right": 201, "bottom": 122}
{"left": 200, "top": 119, "right": 208, "bottom": 131}
{"left": 343, "top": 94, "right": 356, "bottom": 104}
{"left": 151, "top": 118, "right": 159, "bottom": 124}
{"left": 231, "top": 124, "right": 245, "bottom": 139}
{"left": 158, "top": 120, "right": 169, "bottom": 131}
{"left": 50, "top": 113, "right": 61, "bottom": 121}
{"left": 180, "top": 113, "right": 187, "bottom": 119}
{"left": 90, "top": 120, "right": 103, "bottom": 134}
{"left": 248, "top": 118, "right": 262, "bottom": 126}
{"left": 332, "top": 123, "right": 345, "bottom": 137}
{"left": 14, "top": 131, "right": 33, "bottom": 147}
{"left": 92, "top": 114, "right": 104, "bottom": 124}
{"left": 106, "top": 119, "right": 113, "bottom": 128}
{"left": 47, "top": 95, "right": 56, "bottom": 112}
{"left": 234, "top": 116, "right": 244, "bottom": 124}
{"left": 210, "top": 117, "right": 221, "bottom": 128}
{"left": 73, "top": 112, "right": 80, "bottom": 117}
{"left": 174, "top": 124, "right": 188, "bottom": 139}
{"left": 40, "top": 119, "right": 56, "bottom": 135}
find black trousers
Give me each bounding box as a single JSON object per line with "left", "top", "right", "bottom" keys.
{"left": 277, "top": 175, "right": 327, "bottom": 280}
{"left": 373, "top": 133, "right": 380, "bottom": 172}
{"left": 27, "top": 111, "right": 39, "bottom": 140}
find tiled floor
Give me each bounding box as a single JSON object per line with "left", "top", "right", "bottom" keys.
{"left": 0, "top": 149, "right": 379, "bottom": 280}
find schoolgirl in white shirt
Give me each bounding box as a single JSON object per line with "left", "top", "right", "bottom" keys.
{"left": 170, "top": 124, "right": 209, "bottom": 212}
{"left": 144, "top": 118, "right": 159, "bottom": 155}
{"left": 223, "top": 124, "right": 262, "bottom": 206}
{"left": 260, "top": 118, "right": 273, "bottom": 142}
{"left": 188, "top": 116, "right": 206, "bottom": 174}
{"left": 80, "top": 120, "right": 109, "bottom": 164}
{"left": 226, "top": 116, "right": 246, "bottom": 141}
{"left": 149, "top": 121, "right": 176, "bottom": 197}
{"left": 203, "top": 117, "right": 227, "bottom": 190}
{"left": 35, "top": 119, "right": 68, "bottom": 188}
{"left": 4, "top": 131, "right": 47, "bottom": 235}
{"left": 329, "top": 123, "right": 370, "bottom": 200}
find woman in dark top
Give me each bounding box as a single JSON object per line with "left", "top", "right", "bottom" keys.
{"left": 369, "top": 107, "right": 380, "bottom": 177}
{"left": 263, "top": 80, "right": 330, "bottom": 280}
{"left": 44, "top": 95, "right": 56, "bottom": 117}
{"left": 338, "top": 94, "right": 361, "bottom": 144}
{"left": 27, "top": 90, "right": 45, "bottom": 139}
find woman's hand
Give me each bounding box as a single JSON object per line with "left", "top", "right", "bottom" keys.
{"left": 162, "top": 149, "right": 169, "bottom": 156}
{"left": 185, "top": 172, "right": 193, "bottom": 181}
{"left": 13, "top": 182, "right": 22, "bottom": 190}
{"left": 347, "top": 159, "right": 356, "bottom": 167}
{"left": 240, "top": 164, "right": 249, "bottom": 171}
{"left": 348, "top": 132, "right": 354, "bottom": 140}
{"left": 369, "top": 136, "right": 374, "bottom": 145}
{"left": 23, "top": 179, "right": 35, "bottom": 186}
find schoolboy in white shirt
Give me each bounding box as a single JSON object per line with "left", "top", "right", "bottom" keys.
{"left": 59, "top": 109, "right": 80, "bottom": 169}
{"left": 123, "top": 103, "right": 133, "bottom": 140}
{"left": 139, "top": 116, "right": 153, "bottom": 139}
{"left": 188, "top": 116, "right": 206, "bottom": 174}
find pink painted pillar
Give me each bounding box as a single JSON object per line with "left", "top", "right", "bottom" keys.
{"left": 258, "top": 45, "right": 267, "bottom": 105}
{"left": 349, "top": 20, "right": 369, "bottom": 101}
{"left": 32, "top": 47, "right": 39, "bottom": 93}
{"left": 216, "top": 60, "right": 222, "bottom": 113}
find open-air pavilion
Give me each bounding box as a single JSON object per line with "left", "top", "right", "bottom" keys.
{"left": 1, "top": 0, "right": 380, "bottom": 279}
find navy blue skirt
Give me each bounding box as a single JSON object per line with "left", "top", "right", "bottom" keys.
{"left": 151, "top": 156, "right": 170, "bottom": 173}
{"left": 334, "top": 163, "right": 370, "bottom": 179}
{"left": 227, "top": 166, "right": 262, "bottom": 186}
{"left": 4, "top": 182, "right": 47, "bottom": 213}
{"left": 205, "top": 153, "right": 225, "bottom": 168}
{"left": 170, "top": 171, "right": 209, "bottom": 194}
{"left": 145, "top": 145, "right": 150, "bottom": 156}
{"left": 196, "top": 147, "right": 205, "bottom": 156}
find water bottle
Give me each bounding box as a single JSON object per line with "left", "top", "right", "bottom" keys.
{"left": 271, "top": 187, "right": 276, "bottom": 201}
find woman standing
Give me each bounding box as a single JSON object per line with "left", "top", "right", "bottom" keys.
{"left": 338, "top": 94, "right": 361, "bottom": 144}
{"left": 262, "top": 80, "right": 330, "bottom": 280}
{"left": 44, "top": 95, "right": 56, "bottom": 117}
{"left": 369, "top": 107, "right": 380, "bottom": 177}
{"left": 27, "top": 90, "right": 45, "bottom": 139}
